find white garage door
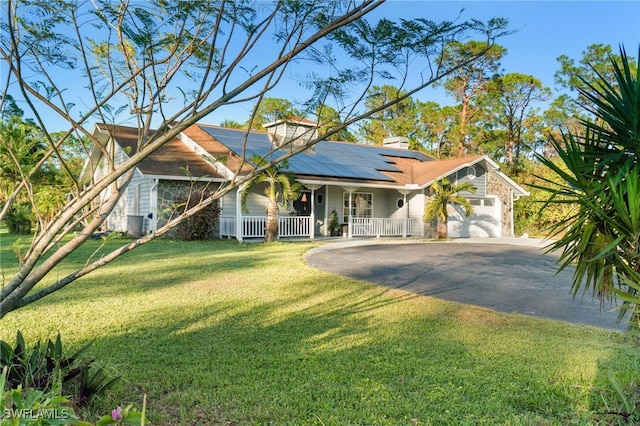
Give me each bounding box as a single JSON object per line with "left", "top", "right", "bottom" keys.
{"left": 447, "top": 197, "right": 501, "bottom": 238}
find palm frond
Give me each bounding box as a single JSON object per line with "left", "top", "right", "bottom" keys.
{"left": 535, "top": 46, "right": 640, "bottom": 327}
{"left": 423, "top": 178, "right": 477, "bottom": 223}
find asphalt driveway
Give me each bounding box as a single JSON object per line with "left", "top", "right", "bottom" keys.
{"left": 306, "top": 239, "right": 626, "bottom": 331}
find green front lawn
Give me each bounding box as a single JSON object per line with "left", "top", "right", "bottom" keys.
{"left": 0, "top": 235, "right": 636, "bottom": 425}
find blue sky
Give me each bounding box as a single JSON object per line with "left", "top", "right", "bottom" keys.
{"left": 5, "top": 1, "right": 640, "bottom": 130}
{"left": 207, "top": 0, "right": 640, "bottom": 126}
{"left": 416, "top": 1, "right": 640, "bottom": 93}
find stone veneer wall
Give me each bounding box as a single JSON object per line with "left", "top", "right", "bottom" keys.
{"left": 486, "top": 172, "right": 512, "bottom": 237}
{"left": 156, "top": 180, "right": 219, "bottom": 235}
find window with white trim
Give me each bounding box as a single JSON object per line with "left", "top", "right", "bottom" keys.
{"left": 466, "top": 165, "right": 477, "bottom": 180}
{"left": 343, "top": 192, "right": 372, "bottom": 220}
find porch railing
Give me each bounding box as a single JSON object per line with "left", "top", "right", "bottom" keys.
{"left": 219, "top": 216, "right": 236, "bottom": 237}
{"left": 220, "top": 216, "right": 411, "bottom": 239}
{"left": 350, "top": 217, "right": 411, "bottom": 237}
{"left": 220, "top": 215, "right": 311, "bottom": 239}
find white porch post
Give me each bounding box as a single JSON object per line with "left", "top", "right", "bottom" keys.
{"left": 348, "top": 191, "right": 353, "bottom": 238}
{"left": 310, "top": 189, "right": 315, "bottom": 239}
{"left": 150, "top": 178, "right": 159, "bottom": 234}
{"left": 398, "top": 185, "right": 417, "bottom": 238}
{"left": 341, "top": 186, "right": 359, "bottom": 239}
{"left": 305, "top": 184, "right": 322, "bottom": 239}
{"left": 236, "top": 184, "right": 245, "bottom": 243}
{"left": 324, "top": 186, "right": 329, "bottom": 236}
{"left": 403, "top": 191, "right": 408, "bottom": 237}
{"left": 397, "top": 189, "right": 410, "bottom": 238}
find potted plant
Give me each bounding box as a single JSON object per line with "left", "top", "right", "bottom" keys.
{"left": 327, "top": 209, "right": 340, "bottom": 236}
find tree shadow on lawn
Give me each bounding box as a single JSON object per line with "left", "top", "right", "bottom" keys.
{"left": 1, "top": 237, "right": 619, "bottom": 424}
{"left": 69, "top": 288, "right": 601, "bottom": 424}
{"left": 18, "top": 240, "right": 291, "bottom": 309}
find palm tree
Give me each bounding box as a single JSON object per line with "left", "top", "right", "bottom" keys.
{"left": 536, "top": 46, "right": 640, "bottom": 327}
{"left": 423, "top": 178, "right": 477, "bottom": 239}
{"left": 240, "top": 156, "right": 301, "bottom": 242}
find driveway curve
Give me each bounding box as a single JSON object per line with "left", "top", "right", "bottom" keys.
{"left": 306, "top": 239, "right": 625, "bottom": 331}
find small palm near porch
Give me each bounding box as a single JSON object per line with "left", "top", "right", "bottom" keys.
{"left": 423, "top": 178, "right": 477, "bottom": 239}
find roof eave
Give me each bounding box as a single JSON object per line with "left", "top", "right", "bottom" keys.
{"left": 297, "top": 177, "right": 418, "bottom": 191}
{"left": 418, "top": 155, "right": 490, "bottom": 189}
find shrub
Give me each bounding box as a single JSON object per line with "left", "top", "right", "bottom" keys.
{"left": 0, "top": 332, "right": 118, "bottom": 407}
{"left": 327, "top": 209, "right": 340, "bottom": 236}
{"left": 172, "top": 190, "right": 220, "bottom": 241}
{"left": 4, "top": 202, "right": 33, "bottom": 234}
{"left": 1, "top": 366, "right": 84, "bottom": 425}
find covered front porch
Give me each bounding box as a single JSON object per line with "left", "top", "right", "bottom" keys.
{"left": 219, "top": 215, "right": 412, "bottom": 241}
{"left": 219, "top": 182, "right": 419, "bottom": 242}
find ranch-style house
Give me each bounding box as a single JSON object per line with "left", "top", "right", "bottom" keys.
{"left": 81, "top": 117, "right": 528, "bottom": 241}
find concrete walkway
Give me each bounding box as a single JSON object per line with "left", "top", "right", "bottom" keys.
{"left": 306, "top": 237, "right": 626, "bottom": 331}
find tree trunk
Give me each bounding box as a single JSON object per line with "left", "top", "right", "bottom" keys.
{"left": 459, "top": 98, "right": 469, "bottom": 155}
{"left": 436, "top": 218, "right": 448, "bottom": 239}
{"left": 265, "top": 200, "right": 279, "bottom": 242}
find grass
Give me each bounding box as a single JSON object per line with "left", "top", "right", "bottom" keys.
{"left": 0, "top": 233, "right": 638, "bottom": 425}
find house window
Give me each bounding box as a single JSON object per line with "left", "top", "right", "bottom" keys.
{"left": 316, "top": 193, "right": 324, "bottom": 205}
{"left": 466, "top": 166, "right": 477, "bottom": 180}
{"left": 396, "top": 198, "right": 405, "bottom": 209}
{"left": 343, "top": 192, "right": 372, "bottom": 220}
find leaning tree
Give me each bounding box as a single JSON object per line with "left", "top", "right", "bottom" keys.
{"left": 0, "top": 0, "right": 509, "bottom": 317}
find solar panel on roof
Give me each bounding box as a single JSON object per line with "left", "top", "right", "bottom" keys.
{"left": 199, "top": 125, "right": 426, "bottom": 182}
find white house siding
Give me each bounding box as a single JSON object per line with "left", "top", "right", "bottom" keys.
{"left": 369, "top": 188, "right": 386, "bottom": 218}
{"left": 220, "top": 190, "right": 237, "bottom": 217}
{"left": 312, "top": 186, "right": 327, "bottom": 236}
{"left": 242, "top": 182, "right": 272, "bottom": 215}
{"left": 123, "top": 173, "right": 151, "bottom": 233}
{"left": 326, "top": 186, "right": 347, "bottom": 223}
{"left": 407, "top": 192, "right": 424, "bottom": 236}
{"left": 95, "top": 140, "right": 150, "bottom": 234}
{"left": 387, "top": 190, "right": 419, "bottom": 236}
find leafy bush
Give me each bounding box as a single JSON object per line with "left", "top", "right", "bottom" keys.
{"left": 172, "top": 190, "right": 220, "bottom": 241}
{"left": 0, "top": 332, "right": 118, "bottom": 407}
{"left": 327, "top": 209, "right": 340, "bottom": 236}
{"left": 1, "top": 366, "right": 85, "bottom": 425}
{"left": 4, "top": 202, "right": 33, "bottom": 234}
{"left": 512, "top": 160, "right": 578, "bottom": 237}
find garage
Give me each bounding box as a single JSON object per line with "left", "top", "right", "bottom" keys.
{"left": 447, "top": 196, "right": 501, "bottom": 238}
